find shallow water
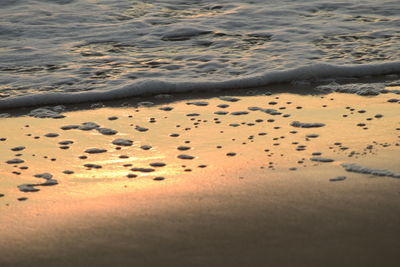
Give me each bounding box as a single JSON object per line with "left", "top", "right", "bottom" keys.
{"left": 0, "top": 0, "right": 399, "bottom": 105}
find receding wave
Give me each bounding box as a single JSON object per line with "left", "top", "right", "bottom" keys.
{"left": 0, "top": 61, "right": 399, "bottom": 109}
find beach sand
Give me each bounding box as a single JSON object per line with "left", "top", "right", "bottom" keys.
{"left": 0, "top": 83, "right": 399, "bottom": 266}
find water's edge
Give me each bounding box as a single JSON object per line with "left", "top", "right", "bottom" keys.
{"left": 1, "top": 61, "right": 399, "bottom": 110}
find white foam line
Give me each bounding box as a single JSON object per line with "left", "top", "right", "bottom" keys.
{"left": 1, "top": 61, "right": 400, "bottom": 109}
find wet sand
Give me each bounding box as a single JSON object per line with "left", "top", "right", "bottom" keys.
{"left": 0, "top": 83, "right": 399, "bottom": 266}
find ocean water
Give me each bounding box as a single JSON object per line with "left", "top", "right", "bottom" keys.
{"left": 0, "top": 0, "right": 399, "bottom": 108}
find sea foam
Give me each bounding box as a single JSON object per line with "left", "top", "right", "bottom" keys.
{"left": 0, "top": 61, "right": 399, "bottom": 109}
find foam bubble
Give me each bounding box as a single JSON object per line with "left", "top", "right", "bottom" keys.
{"left": 79, "top": 122, "right": 100, "bottom": 131}
{"left": 85, "top": 148, "right": 107, "bottom": 154}
{"left": 140, "top": 145, "right": 152, "bottom": 150}
{"left": 28, "top": 107, "right": 65, "bottom": 119}
{"left": 178, "top": 154, "right": 195, "bottom": 160}
{"left": 231, "top": 111, "right": 249, "bottom": 116}
{"left": 18, "top": 184, "right": 39, "bottom": 192}
{"left": 159, "top": 106, "right": 173, "bottom": 111}
{"left": 291, "top": 121, "right": 326, "bottom": 128}
{"left": 187, "top": 101, "right": 209, "bottom": 106}
{"left": 61, "top": 125, "right": 79, "bottom": 130}
{"left": 84, "top": 164, "right": 102, "bottom": 169}
{"left": 44, "top": 133, "right": 59, "bottom": 138}
{"left": 310, "top": 157, "right": 334, "bottom": 162}
{"left": 6, "top": 158, "right": 24, "bottom": 164}
{"left": 112, "top": 139, "right": 133, "bottom": 146}
{"left": 135, "top": 126, "right": 149, "bottom": 132}
{"left": 97, "top": 128, "right": 118, "bottom": 135}
{"left": 341, "top": 163, "right": 400, "bottom": 178}
{"left": 330, "top": 176, "right": 347, "bottom": 182}
{"left": 11, "top": 146, "right": 26, "bottom": 151}
{"left": 131, "top": 168, "right": 155, "bottom": 173}
{"left": 149, "top": 162, "right": 166, "bottom": 167}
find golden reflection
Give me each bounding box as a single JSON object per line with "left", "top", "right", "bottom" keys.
{"left": 1, "top": 89, "right": 400, "bottom": 264}
{"left": 0, "top": 90, "right": 399, "bottom": 203}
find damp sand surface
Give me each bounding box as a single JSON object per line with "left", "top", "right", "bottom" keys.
{"left": 0, "top": 86, "right": 400, "bottom": 267}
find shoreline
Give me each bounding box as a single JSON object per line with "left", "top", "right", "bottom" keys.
{"left": 0, "top": 63, "right": 399, "bottom": 111}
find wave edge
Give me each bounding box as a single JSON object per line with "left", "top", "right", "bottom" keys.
{"left": 1, "top": 61, "right": 400, "bottom": 109}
